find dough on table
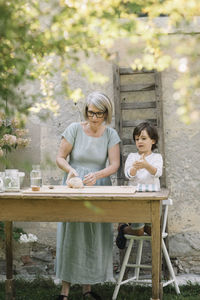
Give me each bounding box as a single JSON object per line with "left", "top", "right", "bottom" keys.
{"left": 67, "top": 177, "right": 84, "bottom": 189}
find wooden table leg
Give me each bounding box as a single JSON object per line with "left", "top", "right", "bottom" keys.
{"left": 151, "top": 201, "right": 162, "bottom": 300}
{"left": 159, "top": 213, "right": 163, "bottom": 300}
{"left": 5, "top": 221, "right": 15, "bottom": 300}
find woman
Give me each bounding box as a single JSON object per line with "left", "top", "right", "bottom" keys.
{"left": 56, "top": 92, "right": 120, "bottom": 300}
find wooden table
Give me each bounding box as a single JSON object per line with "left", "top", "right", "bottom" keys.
{"left": 0, "top": 186, "right": 169, "bottom": 300}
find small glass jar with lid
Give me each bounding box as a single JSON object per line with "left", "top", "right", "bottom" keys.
{"left": 4, "top": 169, "right": 20, "bottom": 192}
{"left": 30, "top": 165, "right": 42, "bottom": 191}
{"left": 0, "top": 172, "right": 5, "bottom": 192}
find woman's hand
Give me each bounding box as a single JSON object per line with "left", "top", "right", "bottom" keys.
{"left": 66, "top": 168, "right": 79, "bottom": 185}
{"left": 83, "top": 172, "right": 97, "bottom": 186}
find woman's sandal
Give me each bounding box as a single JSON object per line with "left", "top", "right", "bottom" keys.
{"left": 57, "top": 295, "right": 69, "bottom": 300}
{"left": 83, "top": 291, "right": 102, "bottom": 300}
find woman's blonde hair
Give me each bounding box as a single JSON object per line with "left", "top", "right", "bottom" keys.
{"left": 83, "top": 92, "right": 113, "bottom": 124}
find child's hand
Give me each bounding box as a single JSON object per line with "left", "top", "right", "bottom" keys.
{"left": 133, "top": 154, "right": 147, "bottom": 170}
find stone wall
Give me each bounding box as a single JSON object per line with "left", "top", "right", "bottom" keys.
{"left": 162, "top": 68, "right": 200, "bottom": 273}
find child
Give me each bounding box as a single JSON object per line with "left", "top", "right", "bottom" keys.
{"left": 124, "top": 122, "right": 163, "bottom": 236}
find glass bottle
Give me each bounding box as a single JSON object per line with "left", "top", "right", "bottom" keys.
{"left": 30, "top": 165, "right": 42, "bottom": 191}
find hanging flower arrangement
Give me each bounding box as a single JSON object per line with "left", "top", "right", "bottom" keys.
{"left": 0, "top": 112, "right": 30, "bottom": 158}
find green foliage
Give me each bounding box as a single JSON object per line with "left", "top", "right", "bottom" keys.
{"left": 0, "top": 221, "right": 4, "bottom": 240}
{"left": 12, "top": 225, "right": 26, "bottom": 241}
{"left": 0, "top": 279, "right": 200, "bottom": 299}
{"left": 0, "top": 221, "right": 26, "bottom": 241}
{"left": 0, "top": 0, "right": 199, "bottom": 122}
{"left": 0, "top": 1, "right": 35, "bottom": 116}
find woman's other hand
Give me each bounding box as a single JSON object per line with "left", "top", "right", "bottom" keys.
{"left": 83, "top": 172, "right": 97, "bottom": 186}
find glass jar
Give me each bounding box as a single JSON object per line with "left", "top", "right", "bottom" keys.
{"left": 4, "top": 169, "right": 20, "bottom": 192}
{"left": 0, "top": 172, "right": 5, "bottom": 192}
{"left": 30, "top": 165, "right": 42, "bottom": 191}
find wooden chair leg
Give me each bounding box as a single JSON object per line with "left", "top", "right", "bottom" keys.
{"left": 134, "top": 239, "right": 143, "bottom": 280}
{"left": 112, "top": 239, "right": 134, "bottom": 300}
{"left": 162, "top": 239, "right": 180, "bottom": 294}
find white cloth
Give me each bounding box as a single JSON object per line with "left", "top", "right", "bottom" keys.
{"left": 136, "top": 183, "right": 160, "bottom": 192}
{"left": 124, "top": 152, "right": 163, "bottom": 189}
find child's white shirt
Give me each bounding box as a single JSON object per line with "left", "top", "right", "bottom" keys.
{"left": 124, "top": 152, "right": 163, "bottom": 188}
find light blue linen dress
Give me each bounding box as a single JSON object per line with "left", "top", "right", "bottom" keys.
{"left": 56, "top": 122, "right": 120, "bottom": 284}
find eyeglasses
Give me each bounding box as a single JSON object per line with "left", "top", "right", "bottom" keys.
{"left": 87, "top": 110, "right": 105, "bottom": 118}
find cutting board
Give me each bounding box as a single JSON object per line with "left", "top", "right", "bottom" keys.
{"left": 22, "top": 185, "right": 136, "bottom": 194}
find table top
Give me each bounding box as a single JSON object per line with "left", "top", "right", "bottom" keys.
{"left": 0, "top": 185, "right": 169, "bottom": 201}
{"left": 0, "top": 186, "right": 169, "bottom": 222}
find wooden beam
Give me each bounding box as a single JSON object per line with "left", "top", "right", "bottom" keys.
{"left": 113, "top": 64, "right": 121, "bottom": 134}
{"left": 120, "top": 83, "right": 155, "bottom": 92}
{"left": 113, "top": 63, "right": 124, "bottom": 185}
{"left": 122, "top": 119, "right": 157, "bottom": 127}
{"left": 154, "top": 71, "right": 166, "bottom": 187}
{"left": 122, "top": 138, "right": 135, "bottom": 145}
{"left": 119, "top": 67, "right": 155, "bottom": 75}
{"left": 121, "top": 101, "right": 156, "bottom": 110}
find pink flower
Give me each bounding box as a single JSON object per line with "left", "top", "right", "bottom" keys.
{"left": 2, "top": 134, "right": 17, "bottom": 146}
{"left": 17, "top": 137, "right": 31, "bottom": 147}
{"left": 15, "top": 129, "right": 28, "bottom": 137}
{"left": 11, "top": 118, "right": 20, "bottom": 128}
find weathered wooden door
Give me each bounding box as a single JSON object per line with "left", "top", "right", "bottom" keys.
{"left": 113, "top": 66, "right": 166, "bottom": 186}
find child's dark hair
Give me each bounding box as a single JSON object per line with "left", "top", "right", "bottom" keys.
{"left": 133, "top": 122, "right": 159, "bottom": 150}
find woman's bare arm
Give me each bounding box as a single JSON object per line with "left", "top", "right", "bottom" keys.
{"left": 56, "top": 138, "right": 78, "bottom": 177}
